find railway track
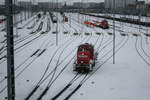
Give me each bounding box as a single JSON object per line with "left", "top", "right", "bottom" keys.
{"left": 0, "top": 14, "right": 53, "bottom": 96}
{"left": 0, "top": 31, "right": 53, "bottom": 95}
{"left": 0, "top": 28, "right": 72, "bottom": 85}
{"left": 34, "top": 36, "right": 95, "bottom": 100}
{"left": 80, "top": 13, "right": 149, "bottom": 37}
{"left": 140, "top": 36, "right": 150, "bottom": 60}
{"left": 24, "top": 36, "right": 88, "bottom": 100}
{"left": 24, "top": 16, "right": 99, "bottom": 99}
{"left": 24, "top": 14, "right": 81, "bottom": 100}
{"left": 0, "top": 33, "right": 71, "bottom": 95}
{"left": 0, "top": 16, "right": 39, "bottom": 55}
{"left": 49, "top": 37, "right": 102, "bottom": 100}
{"left": 0, "top": 15, "right": 46, "bottom": 64}
{"left": 54, "top": 33, "right": 129, "bottom": 100}
{"left": 0, "top": 15, "right": 43, "bottom": 54}
{"left": 49, "top": 14, "right": 149, "bottom": 100}
{"left": 17, "top": 15, "right": 37, "bottom": 29}
{"left": 49, "top": 22, "right": 129, "bottom": 99}
{"left": 0, "top": 12, "right": 38, "bottom": 32}
{"left": 135, "top": 36, "right": 150, "bottom": 67}
{"left": 69, "top": 16, "right": 96, "bottom": 36}
{"left": 38, "top": 24, "right": 105, "bottom": 100}
{"left": 0, "top": 12, "right": 139, "bottom": 100}
{"left": 71, "top": 13, "right": 115, "bottom": 54}
{"left": 0, "top": 14, "right": 51, "bottom": 79}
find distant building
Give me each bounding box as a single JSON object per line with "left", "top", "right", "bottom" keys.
{"left": 136, "top": 1, "right": 146, "bottom": 9}
{"left": 73, "top": 2, "right": 86, "bottom": 8}
{"left": 18, "top": 1, "right": 32, "bottom": 7}
{"left": 38, "top": 2, "right": 63, "bottom": 9}
{"left": 73, "top": 2, "right": 103, "bottom": 8}
{"left": 105, "top": 0, "right": 113, "bottom": 9}
{"left": 105, "top": 0, "right": 137, "bottom": 9}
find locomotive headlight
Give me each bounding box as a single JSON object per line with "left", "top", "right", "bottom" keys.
{"left": 89, "top": 60, "right": 93, "bottom": 64}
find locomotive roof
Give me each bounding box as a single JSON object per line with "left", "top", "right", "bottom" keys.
{"left": 78, "top": 43, "right": 94, "bottom": 50}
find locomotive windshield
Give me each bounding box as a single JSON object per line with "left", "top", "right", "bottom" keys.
{"left": 78, "top": 47, "right": 87, "bottom": 52}
{"left": 78, "top": 44, "right": 93, "bottom": 53}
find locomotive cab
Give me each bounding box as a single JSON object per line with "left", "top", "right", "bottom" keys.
{"left": 99, "top": 20, "right": 109, "bottom": 29}
{"left": 74, "top": 43, "right": 97, "bottom": 73}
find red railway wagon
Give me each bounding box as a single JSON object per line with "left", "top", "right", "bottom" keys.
{"left": 84, "top": 21, "right": 96, "bottom": 27}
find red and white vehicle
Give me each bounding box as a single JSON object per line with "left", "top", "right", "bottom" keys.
{"left": 74, "top": 43, "right": 98, "bottom": 73}
{"left": 84, "top": 21, "right": 96, "bottom": 27}
{"left": 84, "top": 20, "right": 109, "bottom": 29}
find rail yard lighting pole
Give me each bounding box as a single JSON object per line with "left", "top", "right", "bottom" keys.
{"left": 56, "top": 0, "right": 58, "bottom": 46}
{"left": 6, "top": 0, "right": 15, "bottom": 99}
{"left": 69, "top": 13, "right": 71, "bottom": 28}
{"left": 113, "top": 0, "right": 116, "bottom": 64}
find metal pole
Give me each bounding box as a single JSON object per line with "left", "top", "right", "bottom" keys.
{"left": 56, "top": 0, "right": 58, "bottom": 46}
{"left": 113, "top": 0, "right": 116, "bottom": 64}
{"left": 6, "top": 0, "right": 15, "bottom": 99}
{"left": 69, "top": 13, "right": 71, "bottom": 27}
{"left": 14, "top": 0, "right": 18, "bottom": 37}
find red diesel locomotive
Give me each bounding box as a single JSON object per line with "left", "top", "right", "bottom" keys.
{"left": 74, "top": 43, "right": 97, "bottom": 73}
{"left": 96, "top": 20, "right": 109, "bottom": 29}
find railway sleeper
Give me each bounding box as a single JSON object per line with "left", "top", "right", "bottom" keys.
{"left": 17, "top": 26, "right": 23, "bottom": 29}
{"left": 132, "top": 34, "right": 140, "bottom": 37}
{"left": 107, "top": 32, "right": 113, "bottom": 35}
{"left": 27, "top": 26, "right": 33, "bottom": 29}
{"left": 41, "top": 31, "right": 46, "bottom": 34}
{"left": 120, "top": 33, "right": 128, "bottom": 36}
{"left": 145, "top": 34, "right": 150, "bottom": 37}
{"left": 63, "top": 31, "right": 69, "bottom": 34}
{"left": 96, "top": 32, "right": 102, "bottom": 35}
{"left": 84, "top": 33, "right": 91, "bottom": 35}
{"left": 73, "top": 33, "right": 79, "bottom": 35}
{"left": 52, "top": 31, "right": 57, "bottom": 34}
{"left": 30, "top": 31, "right": 35, "bottom": 34}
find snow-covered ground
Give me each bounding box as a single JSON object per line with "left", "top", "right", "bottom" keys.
{"left": 0, "top": 12, "right": 150, "bottom": 100}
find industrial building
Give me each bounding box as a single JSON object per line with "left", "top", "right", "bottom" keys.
{"left": 105, "top": 0, "right": 137, "bottom": 9}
